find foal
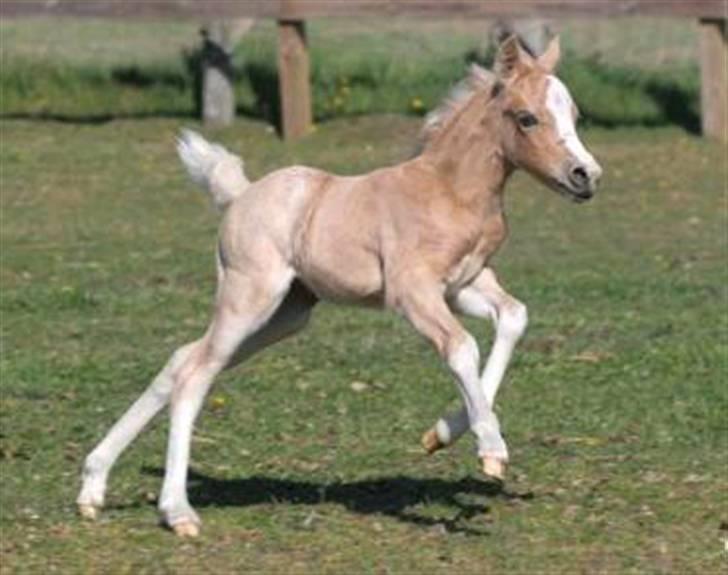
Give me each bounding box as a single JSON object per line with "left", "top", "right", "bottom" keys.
{"left": 77, "top": 36, "right": 602, "bottom": 536}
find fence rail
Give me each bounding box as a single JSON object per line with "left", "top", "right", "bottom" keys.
{"left": 1, "top": 1, "right": 726, "bottom": 140}
{"left": 1, "top": 1, "right": 725, "bottom": 20}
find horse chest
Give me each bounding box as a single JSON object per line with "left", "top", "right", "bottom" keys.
{"left": 445, "top": 216, "right": 506, "bottom": 292}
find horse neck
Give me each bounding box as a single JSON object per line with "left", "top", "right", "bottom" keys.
{"left": 420, "top": 97, "right": 511, "bottom": 212}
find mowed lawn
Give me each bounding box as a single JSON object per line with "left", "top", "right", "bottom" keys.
{"left": 0, "top": 116, "right": 725, "bottom": 573}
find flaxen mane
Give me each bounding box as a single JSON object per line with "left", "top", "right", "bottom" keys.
{"left": 419, "top": 63, "right": 496, "bottom": 148}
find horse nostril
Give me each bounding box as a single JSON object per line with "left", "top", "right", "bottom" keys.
{"left": 569, "top": 165, "right": 589, "bottom": 188}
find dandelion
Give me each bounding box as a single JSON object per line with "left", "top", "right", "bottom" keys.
{"left": 410, "top": 97, "right": 424, "bottom": 112}
{"left": 209, "top": 395, "right": 226, "bottom": 410}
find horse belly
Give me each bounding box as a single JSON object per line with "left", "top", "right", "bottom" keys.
{"left": 297, "top": 247, "right": 384, "bottom": 305}
{"left": 294, "top": 178, "right": 385, "bottom": 305}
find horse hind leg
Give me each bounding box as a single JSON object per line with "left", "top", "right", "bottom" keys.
{"left": 77, "top": 339, "right": 200, "bottom": 520}
{"left": 225, "top": 280, "right": 318, "bottom": 369}
{"left": 157, "top": 267, "right": 311, "bottom": 536}
{"left": 77, "top": 269, "right": 313, "bottom": 531}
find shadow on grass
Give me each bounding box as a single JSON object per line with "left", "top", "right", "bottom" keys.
{"left": 111, "top": 66, "right": 190, "bottom": 91}
{"left": 0, "top": 110, "right": 193, "bottom": 124}
{"left": 645, "top": 80, "right": 700, "bottom": 134}
{"left": 140, "top": 467, "right": 534, "bottom": 536}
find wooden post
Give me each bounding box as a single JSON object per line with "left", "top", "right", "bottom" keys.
{"left": 699, "top": 18, "right": 727, "bottom": 141}
{"left": 277, "top": 19, "right": 312, "bottom": 140}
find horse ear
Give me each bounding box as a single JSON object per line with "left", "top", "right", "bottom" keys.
{"left": 538, "top": 36, "right": 561, "bottom": 73}
{"left": 494, "top": 35, "right": 534, "bottom": 79}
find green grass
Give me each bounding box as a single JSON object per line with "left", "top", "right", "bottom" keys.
{"left": 0, "top": 19, "right": 701, "bottom": 130}
{"left": 1, "top": 114, "right": 726, "bottom": 573}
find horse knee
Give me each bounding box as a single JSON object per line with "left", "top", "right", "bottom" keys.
{"left": 499, "top": 300, "right": 528, "bottom": 341}
{"left": 445, "top": 332, "right": 480, "bottom": 378}
{"left": 164, "top": 342, "right": 204, "bottom": 394}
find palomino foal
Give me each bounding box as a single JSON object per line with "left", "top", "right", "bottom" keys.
{"left": 77, "top": 36, "right": 601, "bottom": 536}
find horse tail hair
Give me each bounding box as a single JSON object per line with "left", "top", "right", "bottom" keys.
{"left": 176, "top": 129, "right": 250, "bottom": 210}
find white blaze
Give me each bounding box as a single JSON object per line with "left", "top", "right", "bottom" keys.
{"left": 546, "top": 76, "right": 601, "bottom": 177}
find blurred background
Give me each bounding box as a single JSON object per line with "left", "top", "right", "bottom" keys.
{"left": 0, "top": 17, "right": 703, "bottom": 131}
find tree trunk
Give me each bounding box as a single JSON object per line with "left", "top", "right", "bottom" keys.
{"left": 200, "top": 19, "right": 254, "bottom": 126}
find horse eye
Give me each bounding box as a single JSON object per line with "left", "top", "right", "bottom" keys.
{"left": 516, "top": 112, "right": 539, "bottom": 129}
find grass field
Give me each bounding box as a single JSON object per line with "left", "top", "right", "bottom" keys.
{"left": 1, "top": 112, "right": 726, "bottom": 573}
{"left": 0, "top": 14, "right": 725, "bottom": 573}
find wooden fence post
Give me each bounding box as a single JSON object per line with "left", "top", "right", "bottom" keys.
{"left": 277, "top": 19, "right": 312, "bottom": 140}
{"left": 699, "top": 18, "right": 727, "bottom": 141}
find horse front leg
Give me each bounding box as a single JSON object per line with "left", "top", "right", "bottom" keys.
{"left": 421, "top": 268, "right": 527, "bottom": 480}
{"left": 396, "top": 280, "right": 509, "bottom": 477}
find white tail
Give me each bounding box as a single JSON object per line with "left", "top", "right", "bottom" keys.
{"left": 176, "top": 130, "right": 250, "bottom": 210}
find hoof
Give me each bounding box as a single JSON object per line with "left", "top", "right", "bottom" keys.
{"left": 172, "top": 520, "right": 200, "bottom": 538}
{"left": 421, "top": 428, "right": 445, "bottom": 455}
{"left": 481, "top": 456, "right": 506, "bottom": 483}
{"left": 78, "top": 503, "right": 100, "bottom": 521}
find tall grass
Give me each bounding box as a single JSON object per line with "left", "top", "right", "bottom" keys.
{"left": 0, "top": 20, "right": 700, "bottom": 130}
